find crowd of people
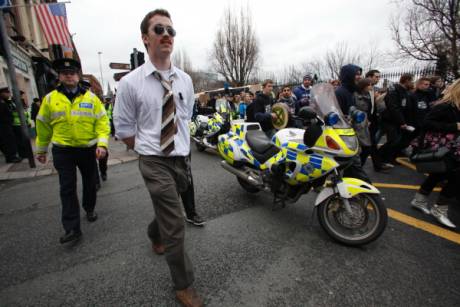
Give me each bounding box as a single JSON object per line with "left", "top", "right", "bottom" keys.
{"left": 0, "top": 7, "right": 459, "bottom": 307}
{"left": 194, "top": 66, "right": 459, "bottom": 230}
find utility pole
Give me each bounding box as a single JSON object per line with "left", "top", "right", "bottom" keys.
{"left": 98, "top": 51, "right": 104, "bottom": 96}
{"left": 0, "top": 9, "right": 35, "bottom": 167}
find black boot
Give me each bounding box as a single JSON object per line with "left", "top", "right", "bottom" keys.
{"left": 59, "top": 229, "right": 82, "bottom": 244}
{"left": 86, "top": 211, "right": 98, "bottom": 222}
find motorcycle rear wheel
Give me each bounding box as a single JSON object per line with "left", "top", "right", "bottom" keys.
{"left": 317, "top": 193, "right": 387, "bottom": 246}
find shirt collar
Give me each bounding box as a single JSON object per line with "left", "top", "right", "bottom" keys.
{"left": 143, "top": 59, "right": 177, "bottom": 79}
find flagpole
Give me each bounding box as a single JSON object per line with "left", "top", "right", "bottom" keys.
{"left": 0, "top": 9, "right": 36, "bottom": 168}
{"left": 98, "top": 51, "right": 104, "bottom": 97}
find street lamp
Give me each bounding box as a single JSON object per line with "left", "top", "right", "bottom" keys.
{"left": 97, "top": 51, "right": 104, "bottom": 97}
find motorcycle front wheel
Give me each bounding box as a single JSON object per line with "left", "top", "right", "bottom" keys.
{"left": 317, "top": 193, "right": 387, "bottom": 246}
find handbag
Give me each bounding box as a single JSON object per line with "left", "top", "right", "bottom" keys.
{"left": 410, "top": 131, "right": 459, "bottom": 173}
{"left": 410, "top": 146, "right": 454, "bottom": 173}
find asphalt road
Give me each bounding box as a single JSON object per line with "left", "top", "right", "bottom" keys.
{"left": 0, "top": 145, "right": 459, "bottom": 306}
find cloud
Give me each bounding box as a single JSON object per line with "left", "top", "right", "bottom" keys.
{"left": 66, "top": 0, "right": 396, "bottom": 90}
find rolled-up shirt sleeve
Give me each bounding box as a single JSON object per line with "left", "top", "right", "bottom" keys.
{"left": 114, "top": 79, "right": 137, "bottom": 139}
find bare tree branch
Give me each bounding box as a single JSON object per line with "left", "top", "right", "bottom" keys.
{"left": 211, "top": 5, "right": 260, "bottom": 86}
{"left": 390, "top": 0, "right": 459, "bottom": 78}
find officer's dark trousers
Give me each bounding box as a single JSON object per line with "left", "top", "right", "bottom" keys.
{"left": 181, "top": 154, "right": 196, "bottom": 219}
{"left": 12, "top": 126, "right": 27, "bottom": 158}
{"left": 52, "top": 145, "right": 97, "bottom": 232}
{"left": 0, "top": 124, "right": 19, "bottom": 161}
{"left": 140, "top": 155, "right": 194, "bottom": 290}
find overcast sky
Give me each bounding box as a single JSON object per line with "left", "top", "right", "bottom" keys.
{"left": 67, "top": 0, "right": 398, "bottom": 90}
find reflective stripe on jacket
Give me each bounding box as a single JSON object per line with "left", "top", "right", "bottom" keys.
{"left": 35, "top": 89, "right": 110, "bottom": 153}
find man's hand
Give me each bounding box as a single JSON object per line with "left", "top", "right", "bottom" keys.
{"left": 122, "top": 136, "right": 135, "bottom": 150}
{"left": 457, "top": 122, "right": 460, "bottom": 131}
{"left": 400, "top": 124, "right": 408, "bottom": 129}
{"left": 271, "top": 113, "right": 277, "bottom": 120}
{"left": 36, "top": 153, "right": 47, "bottom": 164}
{"left": 96, "top": 147, "right": 107, "bottom": 159}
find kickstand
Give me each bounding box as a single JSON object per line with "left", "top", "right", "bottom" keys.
{"left": 308, "top": 206, "right": 316, "bottom": 229}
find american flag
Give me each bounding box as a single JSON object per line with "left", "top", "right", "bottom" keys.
{"left": 34, "top": 3, "right": 73, "bottom": 49}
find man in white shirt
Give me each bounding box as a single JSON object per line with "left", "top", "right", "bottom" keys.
{"left": 114, "top": 9, "right": 202, "bottom": 307}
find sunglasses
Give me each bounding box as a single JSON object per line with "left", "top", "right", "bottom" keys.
{"left": 153, "top": 24, "right": 176, "bottom": 37}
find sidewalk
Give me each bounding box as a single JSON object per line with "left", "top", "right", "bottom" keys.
{"left": 0, "top": 138, "right": 138, "bottom": 181}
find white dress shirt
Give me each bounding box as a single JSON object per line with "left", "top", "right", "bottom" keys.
{"left": 114, "top": 60, "right": 195, "bottom": 156}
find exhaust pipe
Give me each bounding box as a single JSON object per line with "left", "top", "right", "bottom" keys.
{"left": 221, "top": 161, "right": 261, "bottom": 186}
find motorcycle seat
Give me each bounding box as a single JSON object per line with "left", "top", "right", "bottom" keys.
{"left": 246, "top": 130, "right": 280, "bottom": 163}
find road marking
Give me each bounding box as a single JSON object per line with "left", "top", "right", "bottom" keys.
{"left": 395, "top": 157, "right": 417, "bottom": 171}
{"left": 373, "top": 182, "right": 441, "bottom": 192}
{"left": 387, "top": 208, "right": 460, "bottom": 245}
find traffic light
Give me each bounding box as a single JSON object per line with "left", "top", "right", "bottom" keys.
{"left": 130, "top": 51, "right": 145, "bottom": 70}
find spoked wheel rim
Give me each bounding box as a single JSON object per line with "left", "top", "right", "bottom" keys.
{"left": 322, "top": 194, "right": 381, "bottom": 242}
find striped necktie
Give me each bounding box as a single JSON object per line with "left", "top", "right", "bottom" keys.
{"left": 153, "top": 71, "right": 177, "bottom": 155}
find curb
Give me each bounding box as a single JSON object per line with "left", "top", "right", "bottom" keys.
{"left": 0, "top": 156, "right": 138, "bottom": 181}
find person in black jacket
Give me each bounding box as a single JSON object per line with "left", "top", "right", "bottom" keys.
{"left": 0, "top": 87, "right": 21, "bottom": 163}
{"left": 407, "top": 77, "right": 434, "bottom": 132}
{"left": 411, "top": 79, "right": 460, "bottom": 228}
{"left": 378, "top": 73, "right": 414, "bottom": 164}
{"left": 246, "top": 79, "right": 275, "bottom": 136}
{"left": 30, "top": 98, "right": 41, "bottom": 126}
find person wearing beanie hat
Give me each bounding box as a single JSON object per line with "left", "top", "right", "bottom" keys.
{"left": 293, "top": 74, "right": 313, "bottom": 114}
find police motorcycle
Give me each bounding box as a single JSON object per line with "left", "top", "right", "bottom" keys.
{"left": 217, "top": 83, "right": 387, "bottom": 246}
{"left": 190, "top": 98, "right": 232, "bottom": 152}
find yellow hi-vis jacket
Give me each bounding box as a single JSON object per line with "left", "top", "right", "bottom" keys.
{"left": 35, "top": 89, "right": 110, "bottom": 154}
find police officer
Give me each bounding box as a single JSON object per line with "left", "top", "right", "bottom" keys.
{"left": 0, "top": 87, "right": 21, "bottom": 163}
{"left": 35, "top": 58, "right": 110, "bottom": 244}
{"left": 5, "top": 89, "right": 28, "bottom": 158}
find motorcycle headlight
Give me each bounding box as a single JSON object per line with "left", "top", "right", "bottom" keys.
{"left": 352, "top": 110, "right": 366, "bottom": 124}
{"left": 325, "top": 112, "right": 339, "bottom": 126}
{"left": 340, "top": 135, "right": 358, "bottom": 151}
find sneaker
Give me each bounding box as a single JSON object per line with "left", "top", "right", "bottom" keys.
{"left": 411, "top": 193, "right": 430, "bottom": 214}
{"left": 430, "top": 205, "right": 456, "bottom": 228}
{"left": 86, "top": 211, "right": 98, "bottom": 222}
{"left": 185, "top": 214, "right": 206, "bottom": 227}
{"left": 437, "top": 205, "right": 448, "bottom": 216}
{"left": 381, "top": 163, "right": 395, "bottom": 169}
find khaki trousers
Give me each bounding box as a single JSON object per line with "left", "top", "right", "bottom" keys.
{"left": 139, "top": 155, "right": 194, "bottom": 290}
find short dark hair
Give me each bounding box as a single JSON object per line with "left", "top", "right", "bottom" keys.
{"left": 357, "top": 78, "right": 372, "bottom": 93}
{"left": 262, "top": 79, "right": 273, "bottom": 88}
{"left": 429, "top": 75, "right": 442, "bottom": 85}
{"left": 417, "top": 77, "right": 431, "bottom": 84}
{"left": 400, "top": 73, "right": 414, "bottom": 84}
{"left": 33, "top": 98, "right": 40, "bottom": 102}
{"left": 140, "top": 9, "right": 171, "bottom": 35}
{"left": 365, "top": 70, "right": 380, "bottom": 78}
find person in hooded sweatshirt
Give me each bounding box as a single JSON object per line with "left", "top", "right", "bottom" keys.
{"left": 334, "top": 64, "right": 371, "bottom": 183}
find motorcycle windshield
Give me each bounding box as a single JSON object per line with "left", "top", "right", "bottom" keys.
{"left": 309, "top": 83, "right": 350, "bottom": 128}
{"left": 215, "top": 99, "right": 230, "bottom": 114}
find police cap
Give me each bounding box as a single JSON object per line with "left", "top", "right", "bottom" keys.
{"left": 52, "top": 58, "right": 81, "bottom": 73}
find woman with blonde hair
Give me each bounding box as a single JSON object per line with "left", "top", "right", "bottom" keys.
{"left": 410, "top": 79, "right": 460, "bottom": 228}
